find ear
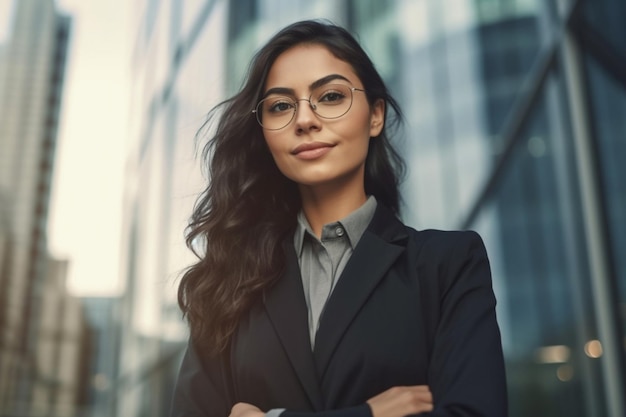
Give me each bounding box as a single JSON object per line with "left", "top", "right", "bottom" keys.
{"left": 369, "top": 99, "right": 385, "bottom": 138}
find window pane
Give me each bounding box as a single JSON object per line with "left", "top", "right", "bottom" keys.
{"left": 473, "top": 80, "right": 607, "bottom": 417}
{"left": 351, "top": 0, "right": 545, "bottom": 228}
{"left": 583, "top": 0, "right": 626, "bottom": 56}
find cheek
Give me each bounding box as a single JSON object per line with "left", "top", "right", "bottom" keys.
{"left": 332, "top": 113, "right": 372, "bottom": 148}
{"left": 344, "top": 103, "right": 373, "bottom": 135}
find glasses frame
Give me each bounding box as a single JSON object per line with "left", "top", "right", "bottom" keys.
{"left": 252, "top": 84, "right": 366, "bottom": 130}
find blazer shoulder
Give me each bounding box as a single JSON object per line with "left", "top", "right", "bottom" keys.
{"left": 402, "top": 228, "right": 491, "bottom": 297}
{"left": 370, "top": 204, "right": 487, "bottom": 261}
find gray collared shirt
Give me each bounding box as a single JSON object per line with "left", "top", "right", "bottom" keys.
{"left": 267, "top": 197, "right": 377, "bottom": 417}
{"left": 293, "top": 195, "right": 377, "bottom": 348}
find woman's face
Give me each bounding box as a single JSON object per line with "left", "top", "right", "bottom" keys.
{"left": 261, "top": 44, "right": 384, "bottom": 193}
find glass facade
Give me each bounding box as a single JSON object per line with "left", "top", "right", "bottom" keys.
{"left": 116, "top": 2, "right": 228, "bottom": 416}
{"left": 474, "top": 78, "right": 607, "bottom": 416}
{"left": 117, "top": 0, "right": 626, "bottom": 416}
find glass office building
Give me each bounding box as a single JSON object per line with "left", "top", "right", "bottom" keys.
{"left": 123, "top": 0, "right": 625, "bottom": 416}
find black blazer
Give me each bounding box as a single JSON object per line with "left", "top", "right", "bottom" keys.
{"left": 171, "top": 205, "right": 508, "bottom": 417}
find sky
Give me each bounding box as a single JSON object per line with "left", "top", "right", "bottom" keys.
{"left": 46, "top": 0, "right": 132, "bottom": 296}
{"left": 0, "top": 0, "right": 11, "bottom": 42}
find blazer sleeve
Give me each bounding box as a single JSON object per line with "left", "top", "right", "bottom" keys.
{"left": 421, "top": 231, "right": 508, "bottom": 417}
{"left": 169, "top": 339, "right": 235, "bottom": 417}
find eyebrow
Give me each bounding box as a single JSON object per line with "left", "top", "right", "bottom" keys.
{"left": 263, "top": 74, "right": 352, "bottom": 98}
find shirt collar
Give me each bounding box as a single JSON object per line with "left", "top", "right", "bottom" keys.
{"left": 293, "top": 196, "right": 378, "bottom": 256}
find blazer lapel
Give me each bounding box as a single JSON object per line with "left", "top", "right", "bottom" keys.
{"left": 313, "top": 205, "right": 409, "bottom": 379}
{"left": 263, "top": 241, "right": 323, "bottom": 410}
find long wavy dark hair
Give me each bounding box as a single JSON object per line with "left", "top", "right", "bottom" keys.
{"left": 178, "top": 20, "right": 405, "bottom": 355}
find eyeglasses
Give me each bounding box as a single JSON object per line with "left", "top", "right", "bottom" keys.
{"left": 252, "top": 83, "right": 366, "bottom": 130}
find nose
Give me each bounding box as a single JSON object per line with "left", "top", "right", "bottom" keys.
{"left": 293, "top": 98, "right": 320, "bottom": 134}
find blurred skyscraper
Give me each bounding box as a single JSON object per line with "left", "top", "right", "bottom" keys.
{"left": 122, "top": 0, "right": 625, "bottom": 416}
{"left": 0, "top": 0, "right": 92, "bottom": 415}
{"left": 81, "top": 297, "right": 123, "bottom": 417}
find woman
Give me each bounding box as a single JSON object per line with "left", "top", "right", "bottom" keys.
{"left": 171, "top": 20, "right": 507, "bottom": 417}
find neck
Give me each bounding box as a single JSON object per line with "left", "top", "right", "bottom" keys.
{"left": 299, "top": 182, "right": 367, "bottom": 238}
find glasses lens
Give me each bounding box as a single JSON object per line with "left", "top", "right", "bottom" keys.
{"left": 311, "top": 84, "right": 353, "bottom": 119}
{"left": 254, "top": 84, "right": 356, "bottom": 129}
{"left": 256, "top": 96, "right": 295, "bottom": 130}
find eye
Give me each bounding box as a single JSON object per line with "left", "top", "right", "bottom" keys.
{"left": 315, "top": 84, "right": 351, "bottom": 106}
{"left": 266, "top": 98, "right": 295, "bottom": 114}
{"left": 318, "top": 90, "right": 346, "bottom": 104}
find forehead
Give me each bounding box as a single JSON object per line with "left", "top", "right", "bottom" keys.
{"left": 264, "top": 44, "right": 361, "bottom": 91}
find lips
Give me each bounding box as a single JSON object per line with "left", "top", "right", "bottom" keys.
{"left": 291, "top": 142, "right": 335, "bottom": 160}
{"left": 291, "top": 142, "right": 335, "bottom": 155}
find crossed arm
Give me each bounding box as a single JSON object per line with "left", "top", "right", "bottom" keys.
{"left": 229, "top": 386, "right": 433, "bottom": 417}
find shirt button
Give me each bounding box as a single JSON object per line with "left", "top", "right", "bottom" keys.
{"left": 335, "top": 227, "right": 345, "bottom": 237}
